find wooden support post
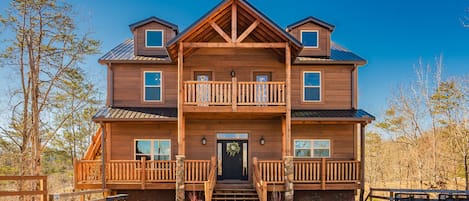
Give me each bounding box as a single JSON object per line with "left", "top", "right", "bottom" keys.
{"left": 100, "top": 123, "right": 106, "bottom": 190}
{"left": 231, "top": 0, "right": 237, "bottom": 42}
{"left": 321, "top": 158, "right": 326, "bottom": 190}
{"left": 359, "top": 124, "right": 366, "bottom": 201}
{"left": 178, "top": 43, "right": 185, "bottom": 155}
{"left": 141, "top": 157, "right": 146, "bottom": 189}
{"left": 285, "top": 44, "right": 292, "bottom": 156}
{"left": 281, "top": 116, "right": 286, "bottom": 157}
{"left": 73, "top": 158, "right": 78, "bottom": 189}
{"left": 232, "top": 77, "right": 237, "bottom": 112}
{"left": 40, "top": 176, "right": 47, "bottom": 201}
{"left": 284, "top": 156, "right": 294, "bottom": 201}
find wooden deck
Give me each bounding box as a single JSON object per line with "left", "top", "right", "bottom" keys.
{"left": 183, "top": 79, "right": 286, "bottom": 113}
{"left": 75, "top": 157, "right": 359, "bottom": 192}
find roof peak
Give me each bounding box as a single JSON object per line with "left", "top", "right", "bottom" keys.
{"left": 129, "top": 16, "right": 179, "bottom": 33}
{"left": 286, "top": 16, "right": 335, "bottom": 32}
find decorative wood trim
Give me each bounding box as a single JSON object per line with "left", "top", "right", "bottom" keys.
{"left": 183, "top": 42, "right": 287, "bottom": 48}
{"left": 231, "top": 0, "right": 237, "bottom": 42}
{"left": 210, "top": 22, "right": 232, "bottom": 43}
{"left": 236, "top": 20, "right": 260, "bottom": 43}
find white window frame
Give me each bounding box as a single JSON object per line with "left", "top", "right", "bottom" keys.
{"left": 145, "top": 29, "right": 164, "bottom": 48}
{"left": 303, "top": 71, "right": 321, "bottom": 102}
{"left": 143, "top": 71, "right": 163, "bottom": 102}
{"left": 134, "top": 139, "right": 171, "bottom": 160}
{"left": 300, "top": 30, "right": 319, "bottom": 48}
{"left": 294, "top": 139, "right": 331, "bottom": 158}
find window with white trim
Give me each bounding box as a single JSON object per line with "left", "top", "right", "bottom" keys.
{"left": 303, "top": 71, "right": 321, "bottom": 101}
{"left": 145, "top": 30, "right": 164, "bottom": 48}
{"left": 294, "top": 139, "right": 330, "bottom": 158}
{"left": 301, "top": 30, "right": 319, "bottom": 48}
{"left": 135, "top": 139, "right": 171, "bottom": 160}
{"left": 144, "top": 71, "right": 162, "bottom": 101}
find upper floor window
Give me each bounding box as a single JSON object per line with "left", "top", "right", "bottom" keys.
{"left": 135, "top": 139, "right": 171, "bottom": 160}
{"left": 294, "top": 139, "right": 330, "bottom": 158}
{"left": 303, "top": 71, "right": 321, "bottom": 102}
{"left": 301, "top": 30, "right": 319, "bottom": 48}
{"left": 144, "top": 71, "right": 162, "bottom": 102}
{"left": 145, "top": 30, "right": 164, "bottom": 48}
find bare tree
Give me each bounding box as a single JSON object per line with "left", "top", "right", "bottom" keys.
{"left": 0, "top": 0, "right": 99, "bottom": 181}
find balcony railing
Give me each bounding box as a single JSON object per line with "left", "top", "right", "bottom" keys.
{"left": 74, "top": 158, "right": 214, "bottom": 185}
{"left": 255, "top": 158, "right": 360, "bottom": 186}
{"left": 183, "top": 79, "right": 286, "bottom": 107}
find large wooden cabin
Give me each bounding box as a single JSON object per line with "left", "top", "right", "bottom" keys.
{"left": 75, "top": 0, "right": 374, "bottom": 200}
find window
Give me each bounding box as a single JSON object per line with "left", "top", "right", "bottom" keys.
{"left": 145, "top": 30, "right": 164, "bottom": 48}
{"left": 303, "top": 71, "right": 321, "bottom": 102}
{"left": 135, "top": 139, "right": 171, "bottom": 160}
{"left": 144, "top": 71, "right": 162, "bottom": 101}
{"left": 301, "top": 30, "right": 319, "bottom": 48}
{"left": 294, "top": 139, "right": 330, "bottom": 158}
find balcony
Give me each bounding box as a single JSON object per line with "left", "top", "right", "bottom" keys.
{"left": 183, "top": 80, "right": 286, "bottom": 113}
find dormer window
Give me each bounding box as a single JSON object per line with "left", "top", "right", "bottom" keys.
{"left": 145, "top": 30, "right": 164, "bottom": 48}
{"left": 301, "top": 30, "right": 319, "bottom": 48}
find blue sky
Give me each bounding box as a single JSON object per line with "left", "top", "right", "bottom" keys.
{"left": 1, "top": 0, "right": 468, "bottom": 121}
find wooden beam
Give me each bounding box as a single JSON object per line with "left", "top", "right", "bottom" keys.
{"left": 178, "top": 43, "right": 185, "bottom": 155}
{"left": 236, "top": 20, "right": 259, "bottom": 43}
{"left": 285, "top": 44, "right": 292, "bottom": 156}
{"left": 359, "top": 124, "right": 366, "bottom": 201}
{"left": 210, "top": 22, "right": 232, "bottom": 43}
{"left": 183, "top": 42, "right": 286, "bottom": 48}
{"left": 282, "top": 116, "right": 286, "bottom": 157}
{"left": 231, "top": 0, "right": 237, "bottom": 42}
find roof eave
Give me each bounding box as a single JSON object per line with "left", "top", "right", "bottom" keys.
{"left": 292, "top": 117, "right": 374, "bottom": 124}
{"left": 98, "top": 59, "right": 174, "bottom": 65}
{"left": 129, "top": 16, "right": 179, "bottom": 33}
{"left": 294, "top": 60, "right": 367, "bottom": 66}
{"left": 92, "top": 117, "right": 178, "bottom": 123}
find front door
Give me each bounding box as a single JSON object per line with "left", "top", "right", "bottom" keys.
{"left": 217, "top": 140, "right": 248, "bottom": 180}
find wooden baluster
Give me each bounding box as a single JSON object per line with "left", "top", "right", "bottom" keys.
{"left": 321, "top": 158, "right": 326, "bottom": 190}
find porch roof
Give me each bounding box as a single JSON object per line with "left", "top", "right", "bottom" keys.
{"left": 92, "top": 107, "right": 177, "bottom": 122}
{"left": 292, "top": 109, "right": 375, "bottom": 123}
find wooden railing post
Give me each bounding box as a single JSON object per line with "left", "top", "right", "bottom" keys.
{"left": 141, "top": 157, "right": 146, "bottom": 189}
{"left": 321, "top": 158, "right": 326, "bottom": 190}
{"left": 40, "top": 176, "right": 47, "bottom": 201}
{"left": 232, "top": 77, "right": 237, "bottom": 111}
{"left": 73, "top": 158, "right": 78, "bottom": 189}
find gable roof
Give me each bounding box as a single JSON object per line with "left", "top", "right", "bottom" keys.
{"left": 129, "top": 16, "right": 179, "bottom": 33}
{"left": 166, "top": 0, "right": 303, "bottom": 60}
{"left": 286, "top": 16, "right": 335, "bottom": 32}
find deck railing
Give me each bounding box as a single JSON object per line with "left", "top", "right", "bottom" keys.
{"left": 75, "top": 158, "right": 213, "bottom": 185}
{"left": 255, "top": 158, "right": 360, "bottom": 187}
{"left": 183, "top": 79, "right": 286, "bottom": 107}
{"left": 253, "top": 157, "right": 267, "bottom": 201}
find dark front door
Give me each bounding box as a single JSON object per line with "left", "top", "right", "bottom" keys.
{"left": 218, "top": 140, "right": 248, "bottom": 180}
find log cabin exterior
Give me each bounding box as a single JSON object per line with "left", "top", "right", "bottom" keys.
{"left": 75, "top": 0, "right": 374, "bottom": 200}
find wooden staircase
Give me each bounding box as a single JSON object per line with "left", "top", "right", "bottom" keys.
{"left": 212, "top": 183, "right": 259, "bottom": 201}
{"left": 83, "top": 127, "right": 102, "bottom": 160}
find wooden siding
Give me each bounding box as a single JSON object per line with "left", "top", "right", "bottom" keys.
{"left": 291, "top": 65, "right": 353, "bottom": 110}
{"left": 291, "top": 124, "right": 356, "bottom": 159}
{"left": 111, "top": 64, "right": 177, "bottom": 107}
{"left": 133, "top": 22, "right": 176, "bottom": 56}
{"left": 287, "top": 22, "right": 331, "bottom": 57}
{"left": 184, "top": 48, "right": 285, "bottom": 82}
{"left": 109, "top": 122, "right": 178, "bottom": 160}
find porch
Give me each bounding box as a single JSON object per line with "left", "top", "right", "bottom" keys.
{"left": 74, "top": 157, "right": 360, "bottom": 192}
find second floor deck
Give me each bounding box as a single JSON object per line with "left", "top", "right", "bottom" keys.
{"left": 183, "top": 79, "right": 286, "bottom": 113}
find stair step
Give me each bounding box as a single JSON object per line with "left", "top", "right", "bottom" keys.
{"left": 214, "top": 192, "right": 258, "bottom": 196}
{"left": 212, "top": 198, "right": 259, "bottom": 201}
{"left": 215, "top": 188, "right": 256, "bottom": 192}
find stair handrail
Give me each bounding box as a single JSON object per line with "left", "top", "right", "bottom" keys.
{"left": 204, "top": 156, "right": 217, "bottom": 201}
{"left": 253, "top": 157, "right": 267, "bottom": 201}
{"left": 83, "top": 127, "right": 102, "bottom": 160}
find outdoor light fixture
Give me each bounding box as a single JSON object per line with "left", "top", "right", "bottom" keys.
{"left": 230, "top": 70, "right": 236, "bottom": 77}
{"left": 259, "top": 136, "right": 265, "bottom": 145}
{"left": 201, "top": 137, "right": 207, "bottom": 145}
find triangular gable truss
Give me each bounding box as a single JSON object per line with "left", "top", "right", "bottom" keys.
{"left": 167, "top": 0, "right": 302, "bottom": 60}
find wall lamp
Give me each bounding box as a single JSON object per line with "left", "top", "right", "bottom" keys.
{"left": 230, "top": 70, "right": 236, "bottom": 77}
{"left": 201, "top": 136, "right": 207, "bottom": 145}
{"left": 259, "top": 136, "right": 265, "bottom": 145}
